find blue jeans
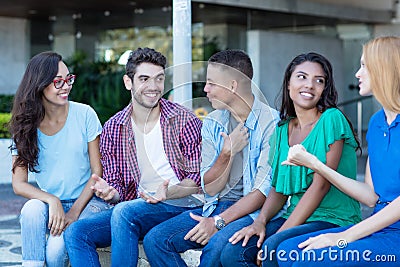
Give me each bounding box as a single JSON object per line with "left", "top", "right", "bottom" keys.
{"left": 65, "top": 198, "right": 196, "bottom": 267}
{"left": 277, "top": 225, "right": 400, "bottom": 266}
{"left": 220, "top": 217, "right": 338, "bottom": 267}
{"left": 65, "top": 208, "right": 113, "bottom": 267}
{"left": 20, "top": 197, "right": 109, "bottom": 267}
{"left": 144, "top": 201, "right": 253, "bottom": 267}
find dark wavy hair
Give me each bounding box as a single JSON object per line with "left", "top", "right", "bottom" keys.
{"left": 10, "top": 51, "right": 62, "bottom": 173}
{"left": 278, "top": 52, "right": 360, "bottom": 150}
{"left": 278, "top": 52, "right": 338, "bottom": 121}
{"left": 125, "top": 47, "right": 166, "bottom": 79}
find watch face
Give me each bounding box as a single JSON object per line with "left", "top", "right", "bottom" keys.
{"left": 216, "top": 219, "right": 225, "bottom": 230}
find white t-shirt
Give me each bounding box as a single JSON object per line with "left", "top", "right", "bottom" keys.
{"left": 132, "top": 117, "right": 180, "bottom": 194}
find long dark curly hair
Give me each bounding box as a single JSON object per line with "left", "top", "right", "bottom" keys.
{"left": 277, "top": 52, "right": 360, "bottom": 150}
{"left": 278, "top": 52, "right": 338, "bottom": 121}
{"left": 10, "top": 51, "right": 62, "bottom": 173}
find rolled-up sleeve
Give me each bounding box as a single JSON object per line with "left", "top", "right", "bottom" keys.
{"left": 179, "top": 117, "right": 203, "bottom": 186}
{"left": 200, "top": 118, "right": 220, "bottom": 191}
{"left": 252, "top": 114, "right": 278, "bottom": 197}
{"left": 100, "top": 123, "right": 127, "bottom": 201}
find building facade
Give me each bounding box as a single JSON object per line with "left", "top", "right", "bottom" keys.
{"left": 0, "top": 0, "right": 398, "bottom": 132}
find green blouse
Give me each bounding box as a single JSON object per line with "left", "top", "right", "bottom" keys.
{"left": 270, "top": 108, "right": 361, "bottom": 226}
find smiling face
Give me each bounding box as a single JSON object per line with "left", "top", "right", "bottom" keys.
{"left": 288, "top": 61, "right": 326, "bottom": 112}
{"left": 355, "top": 54, "right": 372, "bottom": 96}
{"left": 42, "top": 61, "right": 71, "bottom": 106}
{"left": 125, "top": 62, "right": 165, "bottom": 109}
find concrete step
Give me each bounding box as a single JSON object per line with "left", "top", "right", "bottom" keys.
{"left": 97, "top": 245, "right": 201, "bottom": 267}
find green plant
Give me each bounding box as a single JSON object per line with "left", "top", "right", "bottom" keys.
{"left": 203, "top": 36, "right": 221, "bottom": 61}
{"left": 0, "top": 113, "right": 11, "bottom": 138}
{"left": 0, "top": 94, "right": 14, "bottom": 113}
{"left": 192, "top": 36, "right": 221, "bottom": 99}
{"left": 66, "top": 51, "right": 131, "bottom": 124}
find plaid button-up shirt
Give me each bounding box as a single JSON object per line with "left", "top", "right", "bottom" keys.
{"left": 100, "top": 98, "right": 202, "bottom": 202}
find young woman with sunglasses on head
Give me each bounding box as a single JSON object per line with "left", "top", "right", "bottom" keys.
{"left": 9, "top": 51, "right": 110, "bottom": 267}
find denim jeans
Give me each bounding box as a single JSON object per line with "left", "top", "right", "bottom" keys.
{"left": 20, "top": 196, "right": 110, "bottom": 267}
{"left": 65, "top": 198, "right": 196, "bottom": 267}
{"left": 220, "top": 217, "right": 338, "bottom": 267}
{"left": 144, "top": 201, "right": 253, "bottom": 267}
{"left": 64, "top": 208, "right": 113, "bottom": 267}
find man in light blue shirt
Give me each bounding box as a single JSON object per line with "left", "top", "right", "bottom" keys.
{"left": 144, "top": 49, "right": 284, "bottom": 266}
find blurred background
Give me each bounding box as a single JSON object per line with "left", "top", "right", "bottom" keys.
{"left": 0, "top": 0, "right": 397, "bottom": 126}
{"left": 1, "top": 1, "right": 386, "bottom": 264}
{"left": 0, "top": 0, "right": 389, "bottom": 192}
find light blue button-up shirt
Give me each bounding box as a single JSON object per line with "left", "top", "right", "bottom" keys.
{"left": 201, "top": 97, "right": 283, "bottom": 220}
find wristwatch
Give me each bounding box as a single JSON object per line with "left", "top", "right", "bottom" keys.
{"left": 213, "top": 215, "right": 226, "bottom": 230}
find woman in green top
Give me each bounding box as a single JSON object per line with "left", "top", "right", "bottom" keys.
{"left": 221, "top": 52, "right": 361, "bottom": 267}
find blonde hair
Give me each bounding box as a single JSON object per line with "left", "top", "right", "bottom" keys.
{"left": 363, "top": 36, "right": 400, "bottom": 113}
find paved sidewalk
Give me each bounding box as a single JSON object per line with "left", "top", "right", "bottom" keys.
{"left": 0, "top": 139, "right": 22, "bottom": 266}
{"left": 0, "top": 183, "right": 25, "bottom": 266}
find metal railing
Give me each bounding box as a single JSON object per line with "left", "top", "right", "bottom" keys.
{"left": 338, "top": 95, "right": 373, "bottom": 148}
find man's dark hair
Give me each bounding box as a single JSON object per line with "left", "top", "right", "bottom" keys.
{"left": 208, "top": 49, "right": 253, "bottom": 80}
{"left": 126, "top": 47, "right": 167, "bottom": 79}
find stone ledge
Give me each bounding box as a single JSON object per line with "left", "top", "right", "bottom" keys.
{"left": 97, "top": 244, "right": 202, "bottom": 267}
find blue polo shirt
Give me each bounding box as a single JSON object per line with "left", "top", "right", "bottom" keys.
{"left": 367, "top": 109, "right": 400, "bottom": 204}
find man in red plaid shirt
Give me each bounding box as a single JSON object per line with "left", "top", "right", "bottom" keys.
{"left": 65, "top": 47, "right": 203, "bottom": 267}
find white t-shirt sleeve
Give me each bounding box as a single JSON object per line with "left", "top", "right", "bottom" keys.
{"left": 85, "top": 105, "right": 102, "bottom": 142}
